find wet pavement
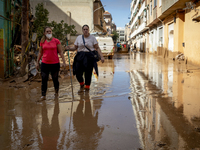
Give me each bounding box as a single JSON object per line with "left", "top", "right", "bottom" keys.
{"left": 0, "top": 53, "right": 200, "bottom": 150}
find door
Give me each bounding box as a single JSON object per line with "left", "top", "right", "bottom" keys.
{"left": 168, "top": 23, "right": 174, "bottom": 52}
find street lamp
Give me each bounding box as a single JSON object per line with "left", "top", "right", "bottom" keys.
{"left": 67, "top": 11, "right": 71, "bottom": 41}
{"left": 94, "top": 5, "right": 106, "bottom": 13}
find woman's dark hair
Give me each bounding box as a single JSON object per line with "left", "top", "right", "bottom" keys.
{"left": 82, "top": 24, "right": 89, "bottom": 29}
{"left": 41, "top": 26, "right": 52, "bottom": 43}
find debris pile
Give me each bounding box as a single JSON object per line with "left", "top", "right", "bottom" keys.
{"left": 13, "top": 44, "right": 76, "bottom": 82}
{"left": 14, "top": 45, "right": 22, "bottom": 68}
{"left": 59, "top": 51, "right": 76, "bottom": 70}
{"left": 175, "top": 53, "right": 185, "bottom": 61}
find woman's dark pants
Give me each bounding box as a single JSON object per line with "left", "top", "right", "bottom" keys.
{"left": 41, "top": 63, "right": 60, "bottom": 96}
{"left": 75, "top": 56, "right": 94, "bottom": 86}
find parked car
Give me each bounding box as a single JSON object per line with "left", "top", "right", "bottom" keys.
{"left": 96, "top": 36, "right": 114, "bottom": 59}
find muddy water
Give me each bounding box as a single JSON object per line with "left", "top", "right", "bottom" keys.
{"left": 0, "top": 53, "right": 200, "bottom": 150}
{"left": 129, "top": 53, "right": 200, "bottom": 150}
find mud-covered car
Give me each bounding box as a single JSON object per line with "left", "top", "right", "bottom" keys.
{"left": 96, "top": 36, "right": 114, "bottom": 59}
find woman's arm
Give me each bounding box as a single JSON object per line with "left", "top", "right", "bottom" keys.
{"left": 65, "top": 45, "right": 78, "bottom": 51}
{"left": 36, "top": 47, "right": 43, "bottom": 70}
{"left": 94, "top": 44, "right": 104, "bottom": 63}
{"left": 57, "top": 44, "right": 66, "bottom": 68}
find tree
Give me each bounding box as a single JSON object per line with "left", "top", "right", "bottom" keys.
{"left": 51, "top": 20, "right": 77, "bottom": 45}
{"left": 32, "top": 3, "right": 49, "bottom": 40}
{"left": 111, "top": 31, "right": 119, "bottom": 43}
{"left": 33, "top": 3, "right": 77, "bottom": 44}
{"left": 20, "top": 0, "right": 29, "bottom": 76}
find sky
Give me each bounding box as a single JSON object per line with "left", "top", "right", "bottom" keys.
{"left": 101, "top": 0, "right": 131, "bottom": 28}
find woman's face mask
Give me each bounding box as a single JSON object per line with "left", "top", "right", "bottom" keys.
{"left": 46, "top": 34, "right": 52, "bottom": 39}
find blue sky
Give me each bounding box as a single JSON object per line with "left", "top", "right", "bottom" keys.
{"left": 101, "top": 0, "right": 131, "bottom": 27}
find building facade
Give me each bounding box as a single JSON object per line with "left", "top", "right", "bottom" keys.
{"left": 0, "top": 0, "right": 17, "bottom": 78}
{"left": 103, "top": 11, "right": 112, "bottom": 34}
{"left": 130, "top": 0, "right": 200, "bottom": 66}
{"left": 130, "top": 0, "right": 148, "bottom": 52}
{"left": 30, "top": 0, "right": 106, "bottom": 37}
{"left": 125, "top": 23, "right": 131, "bottom": 43}
{"left": 117, "top": 27, "right": 125, "bottom": 43}
{"left": 93, "top": 0, "right": 107, "bottom": 33}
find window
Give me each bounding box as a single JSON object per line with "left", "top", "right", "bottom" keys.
{"left": 159, "top": 27, "right": 163, "bottom": 47}
{"left": 159, "top": 0, "right": 162, "bottom": 7}
{"left": 150, "top": 2, "right": 152, "bottom": 16}
{"left": 154, "top": 0, "right": 157, "bottom": 7}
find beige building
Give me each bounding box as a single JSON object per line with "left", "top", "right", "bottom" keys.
{"left": 131, "top": 0, "right": 200, "bottom": 65}
{"left": 103, "top": 11, "right": 112, "bottom": 34}
{"left": 125, "top": 23, "right": 131, "bottom": 43}
{"left": 93, "top": 0, "right": 107, "bottom": 33}
{"left": 30, "top": 0, "right": 106, "bottom": 41}
{"left": 131, "top": 0, "right": 200, "bottom": 66}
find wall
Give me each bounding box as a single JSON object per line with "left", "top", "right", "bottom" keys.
{"left": 0, "top": 1, "right": 4, "bottom": 78}
{"left": 184, "top": 5, "right": 200, "bottom": 66}
{"left": 162, "top": 0, "right": 178, "bottom": 13}
{"left": 0, "top": 0, "right": 13, "bottom": 78}
{"left": 30, "top": 0, "right": 93, "bottom": 34}
{"left": 174, "top": 12, "right": 184, "bottom": 54}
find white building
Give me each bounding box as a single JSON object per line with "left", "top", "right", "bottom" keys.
{"left": 116, "top": 27, "right": 125, "bottom": 43}
{"left": 130, "top": 0, "right": 148, "bottom": 52}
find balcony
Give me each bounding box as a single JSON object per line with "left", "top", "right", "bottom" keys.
{"left": 131, "top": 1, "right": 146, "bottom": 29}
{"left": 162, "top": 0, "right": 179, "bottom": 13}
{"left": 130, "top": 21, "right": 148, "bottom": 38}
{"left": 161, "top": 0, "right": 191, "bottom": 20}
{"left": 153, "top": 6, "right": 157, "bottom": 20}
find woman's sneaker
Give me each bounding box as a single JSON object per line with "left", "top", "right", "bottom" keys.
{"left": 78, "top": 85, "right": 85, "bottom": 94}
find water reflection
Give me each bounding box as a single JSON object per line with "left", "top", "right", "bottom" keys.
{"left": 72, "top": 92, "right": 104, "bottom": 149}
{"left": 130, "top": 53, "right": 200, "bottom": 149}
{"left": 41, "top": 98, "right": 60, "bottom": 149}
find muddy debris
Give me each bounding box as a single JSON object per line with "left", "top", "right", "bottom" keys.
{"left": 195, "top": 128, "right": 200, "bottom": 132}
{"left": 187, "top": 70, "right": 193, "bottom": 73}
{"left": 175, "top": 53, "right": 185, "bottom": 61}
{"left": 157, "top": 143, "right": 167, "bottom": 147}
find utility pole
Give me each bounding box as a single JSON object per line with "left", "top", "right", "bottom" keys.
{"left": 20, "top": 0, "right": 29, "bottom": 76}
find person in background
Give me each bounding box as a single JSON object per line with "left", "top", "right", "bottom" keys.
{"left": 116, "top": 42, "right": 121, "bottom": 52}
{"left": 66, "top": 24, "right": 104, "bottom": 93}
{"left": 36, "top": 26, "right": 66, "bottom": 100}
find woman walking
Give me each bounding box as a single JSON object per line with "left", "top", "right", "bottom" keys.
{"left": 66, "top": 25, "right": 104, "bottom": 92}
{"left": 36, "top": 27, "right": 66, "bottom": 100}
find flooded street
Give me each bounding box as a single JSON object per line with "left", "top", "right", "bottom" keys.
{"left": 0, "top": 53, "right": 200, "bottom": 150}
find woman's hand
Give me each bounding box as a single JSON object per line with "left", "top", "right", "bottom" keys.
{"left": 65, "top": 46, "right": 70, "bottom": 51}
{"left": 63, "top": 62, "right": 67, "bottom": 69}
{"left": 36, "top": 62, "right": 39, "bottom": 70}
{"left": 101, "top": 56, "right": 104, "bottom": 63}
